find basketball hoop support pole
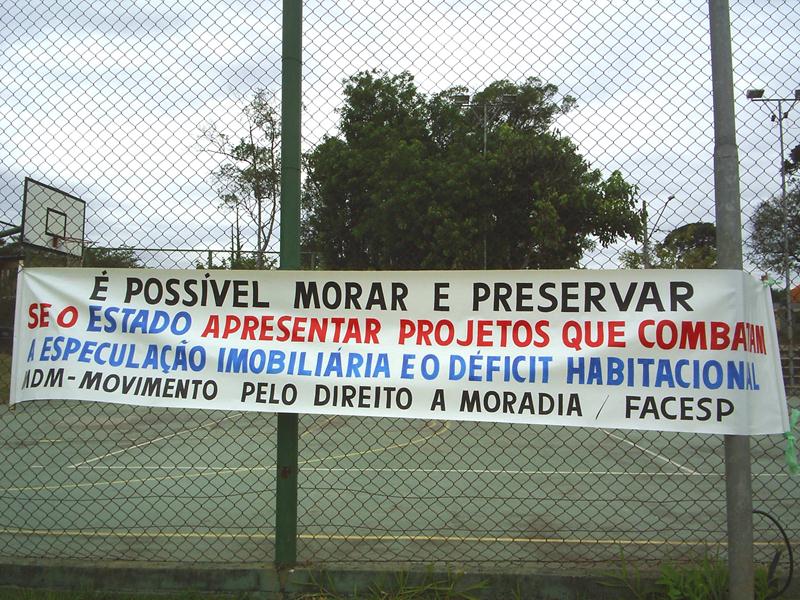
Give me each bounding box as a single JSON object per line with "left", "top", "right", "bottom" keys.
{"left": 0, "top": 226, "right": 21, "bottom": 239}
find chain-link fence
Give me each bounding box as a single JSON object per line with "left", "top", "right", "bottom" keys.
{"left": 0, "top": 0, "right": 798, "bottom": 575}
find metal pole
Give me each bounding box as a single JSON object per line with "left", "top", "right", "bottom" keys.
{"left": 236, "top": 204, "right": 241, "bottom": 264}
{"left": 708, "top": 0, "right": 753, "bottom": 597}
{"left": 275, "top": 0, "right": 302, "bottom": 572}
{"left": 777, "top": 102, "right": 795, "bottom": 389}
{"left": 257, "top": 192, "right": 263, "bottom": 269}
{"left": 642, "top": 199, "right": 650, "bottom": 269}
{"left": 0, "top": 225, "right": 22, "bottom": 239}
{"left": 483, "top": 103, "right": 488, "bottom": 268}
{"left": 483, "top": 103, "right": 488, "bottom": 155}
{"left": 747, "top": 94, "right": 798, "bottom": 389}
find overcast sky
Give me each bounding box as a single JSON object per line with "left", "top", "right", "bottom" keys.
{"left": 0, "top": 0, "right": 797, "bottom": 269}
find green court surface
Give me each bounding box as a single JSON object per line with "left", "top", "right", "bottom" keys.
{"left": 0, "top": 399, "right": 796, "bottom": 571}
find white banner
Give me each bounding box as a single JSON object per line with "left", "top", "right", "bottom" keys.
{"left": 10, "top": 268, "right": 789, "bottom": 434}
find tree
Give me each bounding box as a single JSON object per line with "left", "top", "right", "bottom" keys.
{"left": 302, "top": 71, "right": 641, "bottom": 270}
{"left": 622, "top": 222, "right": 717, "bottom": 269}
{"left": 205, "top": 90, "right": 280, "bottom": 268}
{"left": 0, "top": 238, "right": 141, "bottom": 268}
{"left": 785, "top": 143, "right": 800, "bottom": 177}
{"left": 196, "top": 251, "right": 266, "bottom": 271}
{"left": 81, "top": 245, "right": 142, "bottom": 268}
{"left": 748, "top": 188, "right": 800, "bottom": 277}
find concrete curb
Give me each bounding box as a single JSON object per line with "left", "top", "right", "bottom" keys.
{"left": 1, "top": 558, "right": 797, "bottom": 599}
{"left": 0, "top": 557, "right": 641, "bottom": 599}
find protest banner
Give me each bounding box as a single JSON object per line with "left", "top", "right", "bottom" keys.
{"left": 10, "top": 268, "right": 789, "bottom": 434}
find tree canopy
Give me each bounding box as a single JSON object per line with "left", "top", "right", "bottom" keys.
{"left": 622, "top": 222, "right": 717, "bottom": 269}
{"left": 81, "top": 246, "right": 142, "bottom": 268}
{"left": 785, "top": 143, "right": 800, "bottom": 177}
{"left": 302, "top": 71, "right": 641, "bottom": 270}
{"left": 0, "top": 238, "right": 141, "bottom": 268}
{"left": 748, "top": 188, "right": 800, "bottom": 277}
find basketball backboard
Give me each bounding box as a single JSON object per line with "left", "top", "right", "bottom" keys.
{"left": 22, "top": 178, "right": 86, "bottom": 258}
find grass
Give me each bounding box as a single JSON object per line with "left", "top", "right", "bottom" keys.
{"left": 600, "top": 549, "right": 781, "bottom": 600}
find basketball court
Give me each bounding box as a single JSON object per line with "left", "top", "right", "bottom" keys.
{"left": 0, "top": 179, "right": 795, "bottom": 576}
{"left": 0, "top": 399, "right": 795, "bottom": 571}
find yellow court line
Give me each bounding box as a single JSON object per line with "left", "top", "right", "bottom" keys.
{"left": 0, "top": 526, "right": 778, "bottom": 548}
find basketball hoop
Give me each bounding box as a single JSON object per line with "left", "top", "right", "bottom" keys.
{"left": 22, "top": 178, "right": 86, "bottom": 258}
{"left": 51, "top": 234, "right": 87, "bottom": 255}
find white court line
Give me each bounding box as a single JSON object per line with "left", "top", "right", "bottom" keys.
{"left": 68, "top": 415, "right": 237, "bottom": 468}
{"left": 61, "top": 425, "right": 697, "bottom": 476}
{"left": 65, "top": 414, "right": 338, "bottom": 469}
{"left": 305, "top": 466, "right": 790, "bottom": 478}
{"left": 39, "top": 464, "right": 791, "bottom": 478}
{"left": 39, "top": 418, "right": 745, "bottom": 480}
{"left": 605, "top": 431, "right": 699, "bottom": 475}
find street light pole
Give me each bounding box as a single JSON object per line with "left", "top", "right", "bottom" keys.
{"left": 747, "top": 88, "right": 800, "bottom": 389}
{"left": 642, "top": 199, "right": 650, "bottom": 268}
{"left": 641, "top": 195, "right": 674, "bottom": 268}
{"left": 453, "top": 93, "right": 517, "bottom": 155}
{"left": 453, "top": 93, "right": 516, "bottom": 269}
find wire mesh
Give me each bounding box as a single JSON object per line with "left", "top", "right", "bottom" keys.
{"left": 0, "top": 0, "right": 797, "bottom": 574}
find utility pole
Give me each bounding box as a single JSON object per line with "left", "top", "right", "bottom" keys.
{"left": 709, "top": 0, "right": 753, "bottom": 597}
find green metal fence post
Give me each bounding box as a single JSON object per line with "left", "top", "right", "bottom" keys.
{"left": 275, "top": 0, "right": 302, "bottom": 572}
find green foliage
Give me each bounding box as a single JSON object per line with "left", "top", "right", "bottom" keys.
{"left": 601, "top": 549, "right": 780, "bottom": 600}
{"left": 785, "top": 142, "right": 800, "bottom": 177}
{"left": 748, "top": 188, "right": 800, "bottom": 278}
{"left": 599, "top": 548, "right": 657, "bottom": 599}
{"left": 0, "top": 237, "right": 141, "bottom": 268}
{"left": 81, "top": 246, "right": 142, "bottom": 268}
{"left": 303, "top": 70, "right": 641, "bottom": 270}
{"left": 623, "top": 222, "right": 717, "bottom": 269}
{"left": 656, "top": 559, "right": 774, "bottom": 600}
{"left": 197, "top": 251, "right": 276, "bottom": 270}
{"left": 656, "top": 557, "right": 727, "bottom": 600}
